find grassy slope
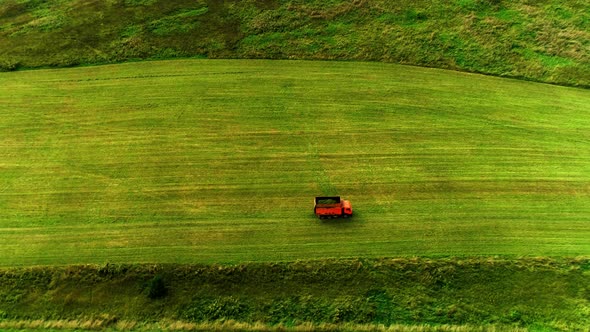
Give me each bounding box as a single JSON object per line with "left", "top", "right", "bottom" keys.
{"left": 0, "top": 0, "right": 589, "bottom": 87}
{"left": 1, "top": 59, "right": 589, "bottom": 267}
{"left": 0, "top": 258, "right": 589, "bottom": 330}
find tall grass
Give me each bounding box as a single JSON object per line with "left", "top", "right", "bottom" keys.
{"left": 0, "top": 0, "right": 589, "bottom": 87}
{"left": 0, "top": 258, "right": 588, "bottom": 330}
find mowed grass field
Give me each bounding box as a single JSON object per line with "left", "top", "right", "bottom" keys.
{"left": 1, "top": 59, "right": 589, "bottom": 267}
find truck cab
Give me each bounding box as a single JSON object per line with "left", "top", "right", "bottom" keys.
{"left": 341, "top": 199, "right": 353, "bottom": 216}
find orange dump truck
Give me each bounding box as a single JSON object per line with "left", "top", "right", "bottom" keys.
{"left": 314, "top": 196, "right": 353, "bottom": 219}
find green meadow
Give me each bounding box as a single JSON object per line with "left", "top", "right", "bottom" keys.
{"left": 2, "top": 1, "right": 590, "bottom": 330}
{"left": 1, "top": 59, "right": 589, "bottom": 267}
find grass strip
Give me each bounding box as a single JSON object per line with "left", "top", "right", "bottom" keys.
{"left": 0, "top": 257, "right": 589, "bottom": 330}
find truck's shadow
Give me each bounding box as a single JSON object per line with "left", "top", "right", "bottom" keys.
{"left": 315, "top": 213, "right": 363, "bottom": 228}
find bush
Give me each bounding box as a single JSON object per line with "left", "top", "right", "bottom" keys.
{"left": 147, "top": 275, "right": 167, "bottom": 299}
{"left": 0, "top": 59, "right": 20, "bottom": 71}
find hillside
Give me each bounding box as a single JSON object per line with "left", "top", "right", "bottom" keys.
{"left": 0, "top": 0, "right": 589, "bottom": 87}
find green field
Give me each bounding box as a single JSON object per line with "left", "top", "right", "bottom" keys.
{"left": 1, "top": 59, "right": 590, "bottom": 267}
